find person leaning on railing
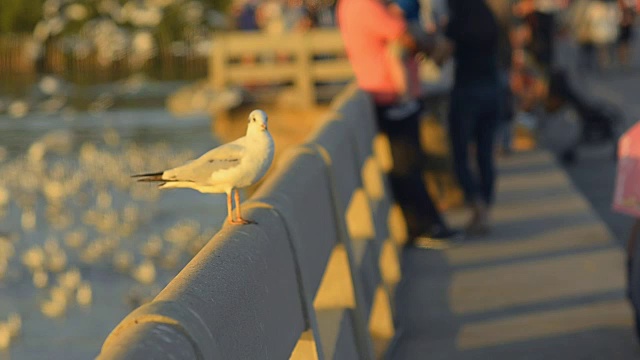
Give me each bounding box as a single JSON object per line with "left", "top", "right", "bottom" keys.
{"left": 336, "top": 0, "right": 460, "bottom": 246}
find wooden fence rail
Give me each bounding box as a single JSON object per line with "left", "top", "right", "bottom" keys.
{"left": 0, "top": 34, "right": 208, "bottom": 82}
{"left": 209, "top": 29, "right": 354, "bottom": 108}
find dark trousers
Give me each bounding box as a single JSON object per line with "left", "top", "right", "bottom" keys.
{"left": 448, "top": 83, "right": 500, "bottom": 205}
{"left": 497, "top": 70, "right": 514, "bottom": 150}
{"left": 374, "top": 100, "right": 446, "bottom": 238}
{"left": 578, "top": 42, "right": 597, "bottom": 72}
{"left": 528, "top": 11, "right": 555, "bottom": 73}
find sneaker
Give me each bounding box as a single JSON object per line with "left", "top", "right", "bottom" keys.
{"left": 465, "top": 222, "right": 491, "bottom": 237}
{"left": 410, "top": 227, "right": 463, "bottom": 250}
{"left": 465, "top": 201, "right": 491, "bottom": 237}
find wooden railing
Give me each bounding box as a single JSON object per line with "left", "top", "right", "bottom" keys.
{"left": 0, "top": 34, "right": 208, "bottom": 82}
{"left": 209, "top": 29, "right": 354, "bottom": 108}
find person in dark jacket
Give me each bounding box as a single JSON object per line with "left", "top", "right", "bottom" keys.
{"left": 443, "top": 0, "right": 501, "bottom": 235}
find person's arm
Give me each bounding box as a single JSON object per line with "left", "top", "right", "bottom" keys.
{"left": 419, "top": 0, "right": 437, "bottom": 32}
{"left": 385, "top": 2, "right": 417, "bottom": 50}
{"left": 363, "top": 0, "right": 413, "bottom": 48}
{"left": 430, "top": 10, "right": 457, "bottom": 66}
{"left": 255, "top": 4, "right": 269, "bottom": 30}
{"left": 509, "top": 24, "right": 530, "bottom": 73}
{"left": 387, "top": 40, "right": 408, "bottom": 95}
{"left": 513, "top": 0, "right": 536, "bottom": 17}
{"left": 430, "top": 38, "right": 453, "bottom": 66}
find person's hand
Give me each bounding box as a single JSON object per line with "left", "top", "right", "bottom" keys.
{"left": 438, "top": 15, "right": 449, "bottom": 28}
{"left": 399, "top": 32, "right": 417, "bottom": 52}
{"left": 431, "top": 38, "right": 453, "bottom": 67}
{"left": 512, "top": 48, "right": 526, "bottom": 69}
{"left": 513, "top": 0, "right": 535, "bottom": 17}
{"left": 511, "top": 25, "right": 532, "bottom": 47}
{"left": 425, "top": 21, "right": 437, "bottom": 34}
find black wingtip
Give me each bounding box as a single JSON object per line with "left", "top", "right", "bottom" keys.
{"left": 132, "top": 171, "right": 164, "bottom": 182}
{"left": 131, "top": 171, "right": 163, "bottom": 178}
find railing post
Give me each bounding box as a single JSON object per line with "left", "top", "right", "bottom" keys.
{"left": 296, "top": 32, "right": 315, "bottom": 108}
{"left": 210, "top": 32, "right": 227, "bottom": 92}
{"left": 209, "top": 32, "right": 230, "bottom": 132}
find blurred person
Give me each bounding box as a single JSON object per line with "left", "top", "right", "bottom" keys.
{"left": 255, "top": 0, "right": 304, "bottom": 64}
{"left": 420, "top": 0, "right": 438, "bottom": 33}
{"left": 618, "top": 0, "right": 636, "bottom": 67}
{"left": 390, "top": 0, "right": 438, "bottom": 45}
{"left": 394, "top": 0, "right": 438, "bottom": 36}
{"left": 510, "top": 48, "right": 548, "bottom": 112}
{"left": 439, "top": 0, "right": 501, "bottom": 235}
{"left": 337, "top": 0, "right": 460, "bottom": 245}
{"left": 283, "top": 0, "right": 314, "bottom": 32}
{"left": 387, "top": 0, "right": 438, "bottom": 102}
{"left": 231, "top": 0, "right": 260, "bottom": 31}
{"left": 426, "top": 0, "right": 451, "bottom": 29}
{"left": 568, "top": 0, "right": 599, "bottom": 71}
{"left": 230, "top": 0, "right": 260, "bottom": 69}
{"left": 487, "top": 0, "right": 517, "bottom": 155}
{"left": 306, "top": 0, "right": 336, "bottom": 27}
{"left": 514, "top": 0, "right": 565, "bottom": 74}
{"left": 591, "top": 0, "right": 621, "bottom": 70}
{"left": 256, "top": 0, "right": 286, "bottom": 34}
{"left": 570, "top": 0, "right": 620, "bottom": 71}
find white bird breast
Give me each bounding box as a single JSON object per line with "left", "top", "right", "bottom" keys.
{"left": 207, "top": 133, "right": 274, "bottom": 193}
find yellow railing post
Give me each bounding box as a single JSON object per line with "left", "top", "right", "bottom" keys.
{"left": 295, "top": 32, "right": 315, "bottom": 108}
{"left": 210, "top": 33, "right": 227, "bottom": 92}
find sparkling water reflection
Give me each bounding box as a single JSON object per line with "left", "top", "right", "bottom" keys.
{"left": 0, "top": 108, "right": 227, "bottom": 359}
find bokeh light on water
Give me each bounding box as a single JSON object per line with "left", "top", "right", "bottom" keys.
{"left": 0, "top": 89, "right": 229, "bottom": 358}
{"left": 0, "top": 0, "right": 277, "bottom": 356}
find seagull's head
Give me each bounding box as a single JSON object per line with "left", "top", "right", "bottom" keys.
{"left": 247, "top": 109, "right": 268, "bottom": 134}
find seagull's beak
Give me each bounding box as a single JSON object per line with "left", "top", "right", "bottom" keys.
{"left": 260, "top": 124, "right": 267, "bottom": 131}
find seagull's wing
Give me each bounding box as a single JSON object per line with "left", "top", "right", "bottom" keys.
{"left": 162, "top": 142, "right": 246, "bottom": 184}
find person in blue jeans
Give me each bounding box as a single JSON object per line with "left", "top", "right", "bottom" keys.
{"left": 441, "top": 0, "right": 501, "bottom": 235}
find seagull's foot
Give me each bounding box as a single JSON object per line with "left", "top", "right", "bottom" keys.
{"left": 229, "top": 218, "right": 257, "bottom": 225}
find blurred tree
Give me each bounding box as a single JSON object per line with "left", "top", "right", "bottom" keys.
{"left": 0, "top": 0, "right": 43, "bottom": 34}
{"left": 155, "top": 3, "right": 186, "bottom": 42}
{"left": 201, "top": 0, "right": 233, "bottom": 13}
{"left": 0, "top": 0, "right": 233, "bottom": 37}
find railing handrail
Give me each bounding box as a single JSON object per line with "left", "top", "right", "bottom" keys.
{"left": 97, "top": 84, "right": 408, "bottom": 359}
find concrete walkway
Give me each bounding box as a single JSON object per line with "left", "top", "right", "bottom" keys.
{"left": 392, "top": 150, "right": 640, "bottom": 359}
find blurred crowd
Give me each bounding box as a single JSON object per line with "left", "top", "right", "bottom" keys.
{"left": 511, "top": 0, "right": 638, "bottom": 107}
{"left": 225, "top": 0, "right": 638, "bottom": 118}
{"left": 335, "top": 0, "right": 634, "bottom": 243}
{"left": 228, "top": 0, "right": 336, "bottom": 33}
{"left": 221, "top": 0, "right": 637, "bottom": 242}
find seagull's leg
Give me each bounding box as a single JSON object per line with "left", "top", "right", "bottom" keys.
{"left": 231, "top": 189, "right": 255, "bottom": 225}
{"left": 226, "top": 191, "right": 235, "bottom": 224}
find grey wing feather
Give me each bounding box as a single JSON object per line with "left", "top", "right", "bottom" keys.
{"left": 163, "top": 142, "right": 245, "bottom": 183}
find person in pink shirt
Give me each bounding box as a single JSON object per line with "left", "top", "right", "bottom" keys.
{"left": 338, "top": 0, "right": 459, "bottom": 245}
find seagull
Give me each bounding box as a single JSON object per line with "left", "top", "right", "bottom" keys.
{"left": 133, "top": 109, "right": 274, "bottom": 225}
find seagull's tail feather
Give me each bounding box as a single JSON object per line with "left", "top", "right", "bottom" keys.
{"left": 132, "top": 171, "right": 164, "bottom": 183}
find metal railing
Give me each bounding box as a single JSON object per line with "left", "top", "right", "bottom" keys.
{"left": 97, "top": 84, "right": 407, "bottom": 359}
